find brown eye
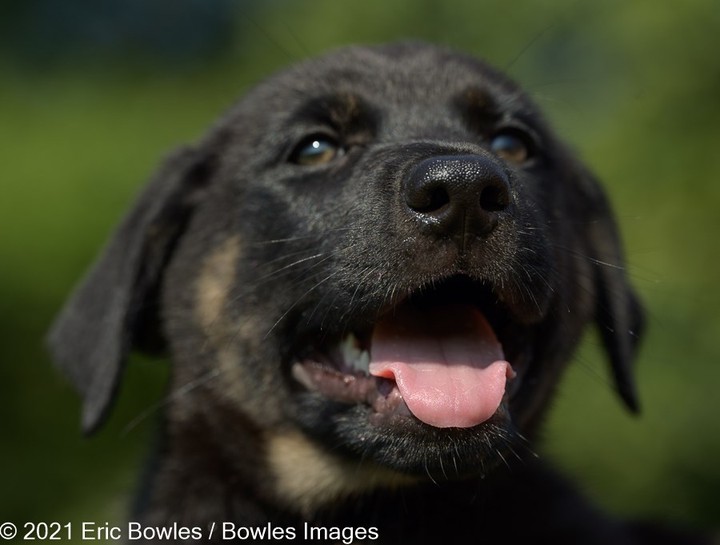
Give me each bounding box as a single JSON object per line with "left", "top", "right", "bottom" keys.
{"left": 490, "top": 130, "right": 533, "bottom": 164}
{"left": 290, "top": 135, "right": 343, "bottom": 166}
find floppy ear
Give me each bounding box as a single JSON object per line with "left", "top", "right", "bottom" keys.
{"left": 580, "top": 169, "right": 645, "bottom": 413}
{"left": 47, "top": 145, "right": 215, "bottom": 434}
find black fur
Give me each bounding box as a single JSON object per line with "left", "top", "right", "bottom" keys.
{"left": 49, "top": 42, "right": 708, "bottom": 544}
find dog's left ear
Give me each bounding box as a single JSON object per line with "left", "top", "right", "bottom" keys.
{"left": 578, "top": 166, "right": 645, "bottom": 413}
{"left": 47, "top": 145, "right": 215, "bottom": 434}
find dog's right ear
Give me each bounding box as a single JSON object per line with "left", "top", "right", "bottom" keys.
{"left": 47, "top": 145, "right": 215, "bottom": 434}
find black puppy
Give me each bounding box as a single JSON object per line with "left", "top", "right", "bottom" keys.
{"left": 49, "top": 42, "right": 706, "bottom": 544}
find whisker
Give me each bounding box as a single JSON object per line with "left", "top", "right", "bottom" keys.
{"left": 263, "top": 271, "right": 341, "bottom": 339}
{"left": 438, "top": 453, "right": 449, "bottom": 480}
{"left": 495, "top": 448, "right": 511, "bottom": 471}
{"left": 248, "top": 235, "right": 316, "bottom": 246}
{"left": 552, "top": 244, "right": 627, "bottom": 271}
{"left": 121, "top": 369, "right": 222, "bottom": 435}
{"left": 254, "top": 252, "right": 325, "bottom": 282}
{"left": 423, "top": 454, "right": 439, "bottom": 486}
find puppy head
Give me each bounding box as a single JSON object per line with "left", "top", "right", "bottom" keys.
{"left": 49, "top": 42, "right": 643, "bottom": 488}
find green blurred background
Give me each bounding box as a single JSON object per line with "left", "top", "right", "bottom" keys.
{"left": 1, "top": 0, "right": 718, "bottom": 536}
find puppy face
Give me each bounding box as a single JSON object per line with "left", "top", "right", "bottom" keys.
{"left": 49, "top": 42, "right": 642, "bottom": 503}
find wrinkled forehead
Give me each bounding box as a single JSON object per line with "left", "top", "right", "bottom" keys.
{"left": 229, "top": 43, "right": 537, "bottom": 131}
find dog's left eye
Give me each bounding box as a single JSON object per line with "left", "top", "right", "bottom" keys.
{"left": 490, "top": 130, "right": 534, "bottom": 164}
{"left": 290, "top": 135, "right": 343, "bottom": 166}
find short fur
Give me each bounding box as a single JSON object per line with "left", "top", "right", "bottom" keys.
{"left": 49, "top": 42, "right": 708, "bottom": 544}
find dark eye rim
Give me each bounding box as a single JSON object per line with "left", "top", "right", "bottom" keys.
{"left": 488, "top": 124, "right": 540, "bottom": 165}
{"left": 288, "top": 132, "right": 344, "bottom": 165}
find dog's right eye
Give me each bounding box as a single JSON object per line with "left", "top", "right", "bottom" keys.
{"left": 289, "top": 135, "right": 343, "bottom": 166}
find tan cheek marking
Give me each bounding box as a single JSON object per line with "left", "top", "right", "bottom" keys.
{"left": 264, "top": 430, "right": 414, "bottom": 516}
{"left": 193, "top": 236, "right": 284, "bottom": 422}
{"left": 195, "top": 236, "right": 412, "bottom": 510}
{"left": 195, "top": 235, "right": 242, "bottom": 340}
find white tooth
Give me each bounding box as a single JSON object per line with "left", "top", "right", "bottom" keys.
{"left": 355, "top": 350, "right": 370, "bottom": 374}
{"left": 337, "top": 333, "right": 371, "bottom": 374}
{"left": 291, "top": 363, "right": 317, "bottom": 391}
{"left": 340, "top": 333, "right": 362, "bottom": 366}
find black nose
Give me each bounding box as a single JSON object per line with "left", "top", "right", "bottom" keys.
{"left": 404, "top": 154, "right": 511, "bottom": 243}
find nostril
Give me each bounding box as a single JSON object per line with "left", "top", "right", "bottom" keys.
{"left": 479, "top": 183, "right": 510, "bottom": 212}
{"left": 406, "top": 183, "right": 450, "bottom": 214}
{"left": 410, "top": 186, "right": 450, "bottom": 214}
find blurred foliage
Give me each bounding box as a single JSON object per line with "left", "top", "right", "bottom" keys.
{"left": 1, "top": 0, "right": 718, "bottom": 535}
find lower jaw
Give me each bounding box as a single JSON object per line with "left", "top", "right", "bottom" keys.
{"left": 291, "top": 358, "right": 520, "bottom": 427}
{"left": 291, "top": 361, "right": 411, "bottom": 418}
{"left": 290, "top": 382, "right": 517, "bottom": 480}
{"left": 332, "top": 408, "right": 516, "bottom": 480}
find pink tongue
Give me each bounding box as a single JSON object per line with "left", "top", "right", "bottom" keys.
{"left": 369, "top": 304, "right": 512, "bottom": 428}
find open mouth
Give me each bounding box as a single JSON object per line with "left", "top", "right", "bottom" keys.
{"left": 291, "top": 276, "right": 525, "bottom": 429}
